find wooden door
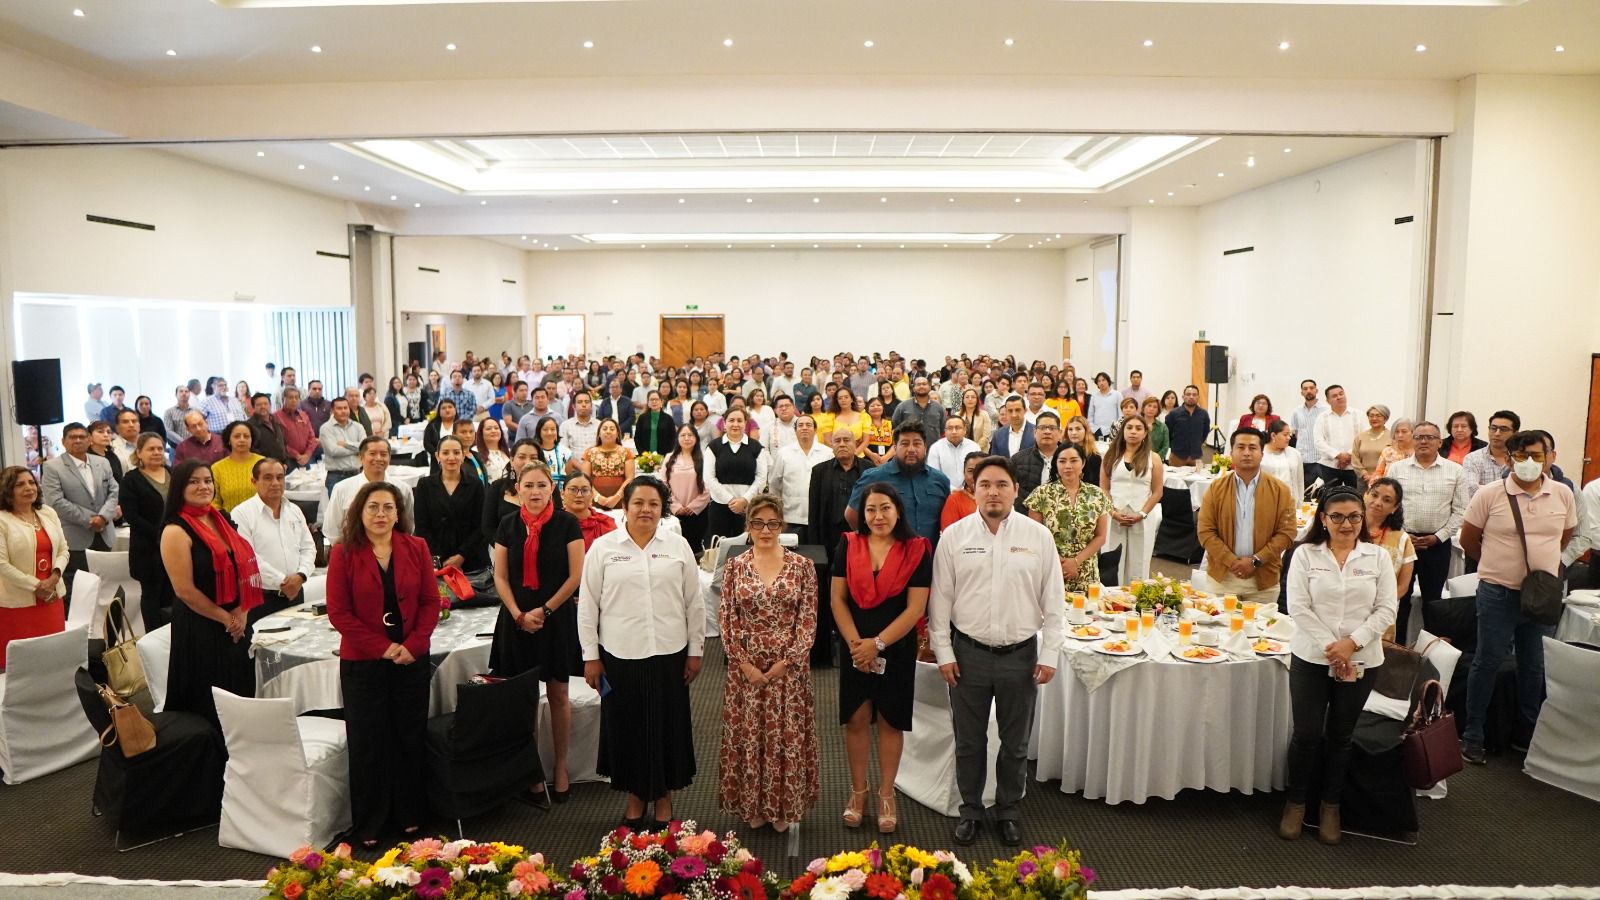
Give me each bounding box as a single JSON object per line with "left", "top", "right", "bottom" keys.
{"left": 1584, "top": 353, "right": 1600, "bottom": 485}
{"left": 692, "top": 316, "right": 725, "bottom": 361}
{"left": 659, "top": 315, "right": 724, "bottom": 367}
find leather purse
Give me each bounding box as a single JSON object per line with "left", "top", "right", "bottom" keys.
{"left": 97, "top": 683, "right": 157, "bottom": 758}
{"left": 1400, "top": 679, "right": 1463, "bottom": 789}
{"left": 1504, "top": 480, "right": 1565, "bottom": 626}
{"left": 101, "top": 592, "right": 152, "bottom": 714}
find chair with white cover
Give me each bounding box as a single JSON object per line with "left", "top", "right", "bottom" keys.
{"left": 894, "top": 661, "right": 1001, "bottom": 817}
{"left": 0, "top": 626, "right": 102, "bottom": 784}
{"left": 136, "top": 625, "right": 173, "bottom": 713}
{"left": 66, "top": 571, "right": 102, "bottom": 636}
{"left": 1444, "top": 572, "right": 1480, "bottom": 600}
{"left": 1523, "top": 638, "right": 1600, "bottom": 802}
{"left": 300, "top": 575, "right": 328, "bottom": 606}
{"left": 86, "top": 550, "right": 142, "bottom": 637}
{"left": 212, "top": 688, "right": 351, "bottom": 857}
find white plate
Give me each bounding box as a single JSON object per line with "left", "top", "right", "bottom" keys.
{"left": 1092, "top": 642, "right": 1143, "bottom": 657}
{"left": 1252, "top": 641, "right": 1292, "bottom": 656}
{"left": 1172, "top": 647, "right": 1229, "bottom": 664}
{"left": 1068, "top": 626, "right": 1108, "bottom": 641}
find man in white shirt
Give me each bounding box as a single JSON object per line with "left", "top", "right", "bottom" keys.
{"left": 929, "top": 456, "right": 1064, "bottom": 848}
{"left": 769, "top": 360, "right": 796, "bottom": 403}
{"left": 927, "top": 414, "right": 981, "bottom": 486}
{"left": 558, "top": 392, "right": 601, "bottom": 456}
{"left": 1289, "top": 379, "right": 1327, "bottom": 489}
{"left": 766, "top": 414, "right": 834, "bottom": 535}
{"left": 324, "top": 436, "right": 412, "bottom": 543}
{"left": 1021, "top": 382, "right": 1049, "bottom": 426}
{"left": 1562, "top": 476, "right": 1600, "bottom": 588}
{"left": 1384, "top": 421, "right": 1471, "bottom": 617}
{"left": 232, "top": 457, "right": 317, "bottom": 620}
{"left": 111, "top": 408, "right": 141, "bottom": 473}
{"left": 1312, "top": 384, "right": 1358, "bottom": 489}
{"left": 765, "top": 395, "right": 798, "bottom": 453}
{"left": 466, "top": 365, "right": 495, "bottom": 418}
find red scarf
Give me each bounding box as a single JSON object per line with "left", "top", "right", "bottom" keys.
{"left": 178, "top": 503, "right": 264, "bottom": 610}
{"left": 519, "top": 501, "right": 555, "bottom": 590}
{"left": 845, "top": 533, "right": 929, "bottom": 610}
{"left": 575, "top": 509, "right": 617, "bottom": 550}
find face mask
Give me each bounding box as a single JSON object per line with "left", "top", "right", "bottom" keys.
{"left": 1512, "top": 458, "right": 1543, "bottom": 482}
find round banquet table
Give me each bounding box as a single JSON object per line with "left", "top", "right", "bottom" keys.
{"left": 1556, "top": 594, "right": 1600, "bottom": 647}
{"left": 1030, "top": 641, "right": 1291, "bottom": 805}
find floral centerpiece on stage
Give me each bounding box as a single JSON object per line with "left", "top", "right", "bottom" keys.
{"left": 1130, "top": 575, "right": 1188, "bottom": 617}
{"left": 265, "top": 839, "right": 562, "bottom": 899}
{"left": 569, "top": 820, "right": 782, "bottom": 900}
{"left": 785, "top": 845, "right": 976, "bottom": 900}
{"left": 968, "top": 844, "right": 1093, "bottom": 900}
{"left": 635, "top": 451, "right": 665, "bottom": 475}
{"left": 1208, "top": 454, "right": 1233, "bottom": 475}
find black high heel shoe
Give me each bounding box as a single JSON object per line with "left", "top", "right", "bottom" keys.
{"left": 551, "top": 786, "right": 571, "bottom": 804}
{"left": 519, "top": 784, "right": 552, "bottom": 810}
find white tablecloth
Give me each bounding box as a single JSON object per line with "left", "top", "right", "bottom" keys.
{"left": 284, "top": 465, "right": 427, "bottom": 526}
{"left": 1030, "top": 641, "right": 1291, "bottom": 805}
{"left": 1556, "top": 593, "right": 1600, "bottom": 646}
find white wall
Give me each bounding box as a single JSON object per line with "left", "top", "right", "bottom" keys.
{"left": 392, "top": 236, "right": 532, "bottom": 363}
{"left": 1436, "top": 74, "right": 1600, "bottom": 469}
{"left": 1122, "top": 142, "right": 1429, "bottom": 423}
{"left": 398, "top": 312, "right": 526, "bottom": 366}
{"left": 523, "top": 249, "right": 1069, "bottom": 364}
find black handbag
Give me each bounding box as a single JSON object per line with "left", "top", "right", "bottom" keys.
{"left": 1504, "top": 480, "right": 1565, "bottom": 626}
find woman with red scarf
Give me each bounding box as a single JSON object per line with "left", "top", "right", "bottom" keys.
{"left": 326, "top": 480, "right": 439, "bottom": 846}
{"left": 830, "top": 482, "right": 932, "bottom": 834}
{"left": 560, "top": 472, "right": 619, "bottom": 551}
{"left": 490, "top": 461, "right": 584, "bottom": 805}
{"left": 159, "top": 460, "right": 265, "bottom": 729}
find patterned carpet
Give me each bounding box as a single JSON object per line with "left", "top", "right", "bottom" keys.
{"left": 2, "top": 637, "right": 1597, "bottom": 893}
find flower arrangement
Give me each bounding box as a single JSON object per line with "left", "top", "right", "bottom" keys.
{"left": 568, "top": 820, "right": 782, "bottom": 900}
{"left": 636, "top": 451, "right": 665, "bottom": 474}
{"left": 784, "top": 845, "right": 975, "bottom": 900}
{"left": 438, "top": 589, "right": 453, "bottom": 622}
{"left": 1208, "top": 454, "right": 1233, "bottom": 475}
{"left": 1130, "top": 574, "right": 1187, "bottom": 616}
{"left": 265, "top": 838, "right": 562, "bottom": 899}
{"left": 967, "top": 844, "right": 1092, "bottom": 900}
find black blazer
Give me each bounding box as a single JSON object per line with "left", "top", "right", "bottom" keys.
{"left": 631, "top": 411, "right": 677, "bottom": 456}
{"left": 119, "top": 467, "right": 169, "bottom": 580}
{"left": 413, "top": 473, "right": 489, "bottom": 572}
{"left": 599, "top": 395, "right": 635, "bottom": 431}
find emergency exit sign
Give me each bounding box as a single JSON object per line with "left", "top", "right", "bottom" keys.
{"left": 686, "top": 304, "right": 700, "bottom": 310}
{"left": 552, "top": 305, "right": 566, "bottom": 311}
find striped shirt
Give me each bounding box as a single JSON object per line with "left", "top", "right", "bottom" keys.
{"left": 1461, "top": 447, "right": 1509, "bottom": 494}
{"left": 1384, "top": 455, "right": 1471, "bottom": 541}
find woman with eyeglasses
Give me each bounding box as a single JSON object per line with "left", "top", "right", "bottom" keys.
{"left": 1279, "top": 485, "right": 1397, "bottom": 846}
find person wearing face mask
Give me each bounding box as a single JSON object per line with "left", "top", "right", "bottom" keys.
{"left": 1457, "top": 430, "right": 1577, "bottom": 765}
{"left": 845, "top": 424, "right": 951, "bottom": 545}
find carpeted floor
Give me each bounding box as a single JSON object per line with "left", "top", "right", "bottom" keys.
{"left": 2, "top": 636, "right": 1597, "bottom": 893}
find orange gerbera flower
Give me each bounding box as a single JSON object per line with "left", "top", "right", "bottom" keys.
{"left": 625, "top": 860, "right": 663, "bottom": 896}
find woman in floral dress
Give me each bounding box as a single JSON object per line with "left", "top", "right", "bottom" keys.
{"left": 1024, "top": 443, "right": 1112, "bottom": 593}
{"left": 717, "top": 496, "right": 819, "bottom": 832}
{"left": 578, "top": 419, "right": 634, "bottom": 509}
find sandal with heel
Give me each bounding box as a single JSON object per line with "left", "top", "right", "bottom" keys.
{"left": 877, "top": 791, "right": 898, "bottom": 834}
{"left": 842, "top": 788, "right": 869, "bottom": 828}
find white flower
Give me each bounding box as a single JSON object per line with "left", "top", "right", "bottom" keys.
{"left": 952, "top": 862, "right": 973, "bottom": 886}
{"left": 453, "top": 868, "right": 466, "bottom": 882}
{"left": 336, "top": 869, "right": 356, "bottom": 882}
{"left": 376, "top": 866, "right": 420, "bottom": 887}
{"left": 469, "top": 861, "right": 500, "bottom": 875}
{"left": 910, "top": 868, "right": 924, "bottom": 886}
{"left": 508, "top": 880, "right": 526, "bottom": 896}
{"left": 442, "top": 839, "right": 473, "bottom": 860}
{"left": 356, "top": 878, "right": 372, "bottom": 889}
{"left": 811, "top": 876, "right": 852, "bottom": 900}
{"left": 839, "top": 869, "right": 867, "bottom": 891}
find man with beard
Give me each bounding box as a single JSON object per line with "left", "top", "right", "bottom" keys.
{"left": 843, "top": 423, "right": 950, "bottom": 543}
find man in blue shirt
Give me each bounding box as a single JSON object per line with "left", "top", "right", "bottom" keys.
{"left": 844, "top": 423, "right": 951, "bottom": 543}
{"left": 1165, "top": 384, "right": 1211, "bottom": 465}
{"left": 439, "top": 368, "right": 477, "bottom": 420}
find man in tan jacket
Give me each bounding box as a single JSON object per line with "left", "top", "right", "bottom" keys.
{"left": 1197, "top": 427, "right": 1299, "bottom": 603}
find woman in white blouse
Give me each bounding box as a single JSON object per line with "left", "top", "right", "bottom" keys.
{"left": 580, "top": 477, "right": 704, "bottom": 831}
{"left": 1099, "top": 414, "right": 1163, "bottom": 583}
{"left": 1261, "top": 420, "right": 1306, "bottom": 501}
{"left": 1280, "top": 484, "right": 1397, "bottom": 846}
{"left": 702, "top": 408, "right": 769, "bottom": 540}
{"left": 362, "top": 386, "right": 391, "bottom": 438}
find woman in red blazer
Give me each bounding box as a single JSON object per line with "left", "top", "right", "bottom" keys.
{"left": 326, "top": 480, "right": 439, "bottom": 847}
{"left": 1237, "top": 394, "right": 1282, "bottom": 434}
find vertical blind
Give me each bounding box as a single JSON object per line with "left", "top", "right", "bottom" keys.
{"left": 269, "top": 308, "right": 357, "bottom": 392}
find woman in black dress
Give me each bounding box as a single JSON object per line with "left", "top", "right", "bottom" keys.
{"left": 412, "top": 435, "right": 488, "bottom": 575}
{"left": 483, "top": 438, "right": 545, "bottom": 539}
{"left": 158, "top": 459, "right": 264, "bottom": 729}
{"left": 121, "top": 433, "right": 171, "bottom": 631}
{"left": 421, "top": 398, "right": 459, "bottom": 466}
{"left": 490, "top": 460, "right": 585, "bottom": 804}
{"left": 830, "top": 482, "right": 931, "bottom": 834}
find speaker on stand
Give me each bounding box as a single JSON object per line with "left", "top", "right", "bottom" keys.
{"left": 12, "top": 359, "right": 64, "bottom": 426}
{"left": 1203, "top": 345, "right": 1229, "bottom": 453}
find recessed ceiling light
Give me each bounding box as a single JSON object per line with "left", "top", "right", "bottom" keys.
{"left": 677, "top": 198, "right": 686, "bottom": 204}
{"left": 582, "top": 40, "right": 594, "bottom": 49}
{"left": 745, "top": 197, "right": 753, "bottom": 203}
{"left": 479, "top": 199, "right": 488, "bottom": 205}
{"left": 165, "top": 49, "right": 177, "bottom": 56}
{"left": 363, "top": 185, "right": 370, "bottom": 191}
{"left": 446, "top": 43, "right": 457, "bottom": 51}
{"left": 899, "top": 244, "right": 905, "bottom": 248}
{"left": 640, "top": 244, "right": 646, "bottom": 248}
{"left": 521, "top": 235, "right": 528, "bottom": 240}
{"left": 297, "top": 164, "right": 306, "bottom": 170}
{"left": 1283, "top": 147, "right": 1293, "bottom": 154}
{"left": 986, "top": 244, "right": 993, "bottom": 249}
{"left": 1147, "top": 199, "right": 1154, "bottom": 204}
{"left": 948, "top": 197, "right": 956, "bottom": 203}
{"left": 1014, "top": 197, "right": 1022, "bottom": 203}
{"left": 72, "top": 8, "right": 84, "bottom": 16}
{"left": 610, "top": 198, "right": 619, "bottom": 204}
{"left": 552, "top": 247, "right": 558, "bottom": 251}
{"left": 414, "top": 202, "right": 421, "bottom": 207}
{"left": 390, "top": 195, "right": 398, "bottom": 201}
{"left": 1246, "top": 156, "right": 1256, "bottom": 167}
{"left": 255, "top": 150, "right": 265, "bottom": 157}
{"left": 1055, "top": 233, "right": 1062, "bottom": 238}
{"left": 1004, "top": 38, "right": 1015, "bottom": 47}
{"left": 770, "top": 244, "right": 776, "bottom": 248}
{"left": 1278, "top": 41, "right": 1290, "bottom": 51}
{"left": 863, "top": 39, "right": 874, "bottom": 48}
{"left": 1216, "top": 171, "right": 1225, "bottom": 177}
{"left": 856, "top": 244, "right": 863, "bottom": 248}
{"left": 722, "top": 38, "right": 733, "bottom": 47}
{"left": 880, "top": 197, "right": 888, "bottom": 203}
{"left": 813, "top": 244, "right": 819, "bottom": 248}
{"left": 331, "top": 175, "right": 340, "bottom": 181}
{"left": 310, "top": 45, "right": 322, "bottom": 53}
{"left": 1143, "top": 39, "right": 1154, "bottom": 47}
{"left": 1555, "top": 44, "right": 1565, "bottom": 53}
{"left": 1167, "top": 191, "right": 1175, "bottom": 196}
{"left": 1414, "top": 43, "right": 1427, "bottom": 52}
{"left": 812, "top": 197, "right": 821, "bottom": 203}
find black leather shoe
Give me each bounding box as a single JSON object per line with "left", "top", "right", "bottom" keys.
{"left": 551, "top": 787, "right": 572, "bottom": 804}
{"left": 1461, "top": 741, "right": 1487, "bottom": 765}
{"left": 519, "top": 786, "right": 552, "bottom": 810}
{"left": 999, "top": 820, "right": 1022, "bottom": 847}
{"left": 953, "top": 818, "right": 981, "bottom": 845}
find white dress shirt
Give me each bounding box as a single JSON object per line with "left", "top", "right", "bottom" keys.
{"left": 323, "top": 472, "right": 413, "bottom": 544}
{"left": 1384, "top": 455, "right": 1470, "bottom": 541}
{"left": 702, "top": 437, "right": 770, "bottom": 505}
{"left": 1286, "top": 541, "right": 1397, "bottom": 669}
{"left": 231, "top": 494, "right": 317, "bottom": 591}
{"left": 927, "top": 437, "right": 981, "bottom": 486}
{"left": 1562, "top": 478, "right": 1600, "bottom": 567}
{"left": 468, "top": 377, "right": 495, "bottom": 410}
{"left": 1313, "top": 410, "right": 1359, "bottom": 469}
{"left": 559, "top": 416, "right": 600, "bottom": 457}
{"left": 767, "top": 440, "right": 834, "bottom": 525}
{"left": 765, "top": 416, "right": 797, "bottom": 453}
{"left": 927, "top": 511, "right": 1066, "bottom": 666}
{"left": 1261, "top": 446, "right": 1305, "bottom": 501}
{"left": 578, "top": 526, "right": 705, "bottom": 661}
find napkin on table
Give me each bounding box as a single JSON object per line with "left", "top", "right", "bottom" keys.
{"left": 1065, "top": 640, "right": 1149, "bottom": 693}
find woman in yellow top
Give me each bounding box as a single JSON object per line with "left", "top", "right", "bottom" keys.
{"left": 829, "top": 386, "right": 868, "bottom": 448}
{"left": 862, "top": 397, "right": 895, "bottom": 466}
{"left": 805, "top": 392, "right": 835, "bottom": 444}
{"left": 210, "top": 422, "right": 264, "bottom": 514}
{"left": 1046, "top": 380, "right": 1083, "bottom": 422}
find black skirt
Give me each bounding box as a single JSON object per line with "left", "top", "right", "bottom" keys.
{"left": 489, "top": 600, "right": 583, "bottom": 682}
{"left": 166, "top": 597, "right": 255, "bottom": 730}
{"left": 596, "top": 648, "right": 696, "bottom": 801}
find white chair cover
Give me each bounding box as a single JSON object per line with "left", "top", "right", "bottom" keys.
{"left": 538, "top": 677, "right": 605, "bottom": 784}
{"left": 300, "top": 575, "right": 328, "bottom": 606}
{"left": 1445, "top": 572, "right": 1480, "bottom": 599}
{"left": 212, "top": 688, "right": 352, "bottom": 857}
{"left": 1523, "top": 638, "right": 1600, "bottom": 802}
{"left": 86, "top": 550, "right": 142, "bottom": 637}
{"left": 429, "top": 644, "right": 493, "bottom": 717}
{"left": 894, "top": 662, "right": 1001, "bottom": 817}
{"left": 65, "top": 572, "right": 102, "bottom": 636}
{"left": 136, "top": 624, "right": 173, "bottom": 713}
{"left": 0, "top": 627, "right": 101, "bottom": 784}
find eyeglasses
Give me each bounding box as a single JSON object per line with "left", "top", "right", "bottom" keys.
{"left": 1413, "top": 434, "right": 1441, "bottom": 442}
{"left": 1323, "top": 513, "right": 1364, "bottom": 526}
{"left": 748, "top": 520, "right": 785, "bottom": 532}
{"left": 1486, "top": 424, "right": 1514, "bottom": 434}
{"left": 565, "top": 486, "right": 592, "bottom": 495}
{"left": 1511, "top": 452, "right": 1546, "bottom": 463}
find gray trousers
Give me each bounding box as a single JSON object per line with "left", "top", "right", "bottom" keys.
{"left": 950, "top": 636, "right": 1037, "bottom": 821}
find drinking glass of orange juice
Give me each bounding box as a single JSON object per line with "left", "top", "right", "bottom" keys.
{"left": 1223, "top": 594, "right": 1239, "bottom": 614}
{"left": 1124, "top": 614, "right": 1140, "bottom": 641}
{"left": 1243, "top": 601, "right": 1260, "bottom": 622}
{"left": 1140, "top": 609, "right": 1155, "bottom": 632}
{"left": 1129, "top": 579, "right": 1144, "bottom": 593}
{"left": 1229, "top": 613, "right": 1245, "bottom": 634}
{"left": 1178, "top": 619, "right": 1194, "bottom": 645}
{"left": 1088, "top": 583, "right": 1102, "bottom": 602}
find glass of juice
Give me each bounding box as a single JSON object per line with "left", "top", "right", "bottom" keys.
{"left": 1223, "top": 594, "right": 1239, "bottom": 614}
{"left": 1229, "top": 613, "right": 1245, "bottom": 634}
{"left": 1124, "top": 614, "right": 1140, "bottom": 641}
{"left": 1178, "top": 619, "right": 1194, "bottom": 645}
{"left": 1129, "top": 579, "right": 1144, "bottom": 594}
{"left": 1071, "top": 592, "right": 1086, "bottom": 611}
{"left": 1140, "top": 609, "right": 1155, "bottom": 632}
{"left": 1243, "top": 601, "right": 1260, "bottom": 622}
{"left": 1088, "top": 583, "right": 1102, "bottom": 602}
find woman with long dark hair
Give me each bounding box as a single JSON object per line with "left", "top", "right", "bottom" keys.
{"left": 663, "top": 423, "right": 711, "bottom": 553}
{"left": 474, "top": 417, "right": 513, "bottom": 483}
{"left": 413, "top": 435, "right": 488, "bottom": 575}
{"left": 134, "top": 395, "right": 166, "bottom": 443}
{"left": 483, "top": 438, "right": 545, "bottom": 539}
{"left": 121, "top": 433, "right": 172, "bottom": 630}
{"left": 422, "top": 398, "right": 459, "bottom": 464}
{"left": 530, "top": 416, "right": 571, "bottom": 491}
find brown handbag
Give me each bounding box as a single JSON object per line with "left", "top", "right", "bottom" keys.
{"left": 1400, "top": 679, "right": 1462, "bottom": 789}
{"left": 97, "top": 683, "right": 157, "bottom": 758}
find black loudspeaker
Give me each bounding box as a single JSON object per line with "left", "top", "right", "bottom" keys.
{"left": 1204, "top": 345, "right": 1230, "bottom": 385}
{"left": 407, "top": 341, "right": 426, "bottom": 369}
{"left": 12, "top": 358, "right": 64, "bottom": 426}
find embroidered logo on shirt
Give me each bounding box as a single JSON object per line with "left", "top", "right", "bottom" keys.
{"left": 1009, "top": 546, "right": 1035, "bottom": 555}
{"left": 650, "top": 553, "right": 674, "bottom": 560}
{"left": 608, "top": 554, "right": 633, "bottom": 563}
{"left": 960, "top": 547, "right": 988, "bottom": 556}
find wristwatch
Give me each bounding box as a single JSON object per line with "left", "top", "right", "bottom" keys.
{"left": 874, "top": 636, "right": 887, "bottom": 653}
{"left": 1250, "top": 555, "right": 1263, "bottom": 569}
{"left": 542, "top": 603, "right": 556, "bottom": 617}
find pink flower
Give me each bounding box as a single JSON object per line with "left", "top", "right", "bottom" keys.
{"left": 1080, "top": 867, "right": 1096, "bottom": 884}
{"left": 670, "top": 857, "right": 707, "bottom": 879}
{"left": 416, "top": 866, "right": 453, "bottom": 900}
{"left": 807, "top": 860, "right": 827, "bottom": 877}
{"left": 333, "top": 843, "right": 353, "bottom": 860}
{"left": 301, "top": 852, "right": 324, "bottom": 871}
{"left": 566, "top": 889, "right": 588, "bottom": 900}
{"left": 523, "top": 871, "right": 553, "bottom": 893}
{"left": 910, "top": 869, "right": 924, "bottom": 887}
{"left": 839, "top": 869, "right": 867, "bottom": 891}
{"left": 866, "top": 849, "right": 882, "bottom": 870}
{"left": 288, "top": 847, "right": 311, "bottom": 864}
{"left": 410, "top": 838, "right": 444, "bottom": 862}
